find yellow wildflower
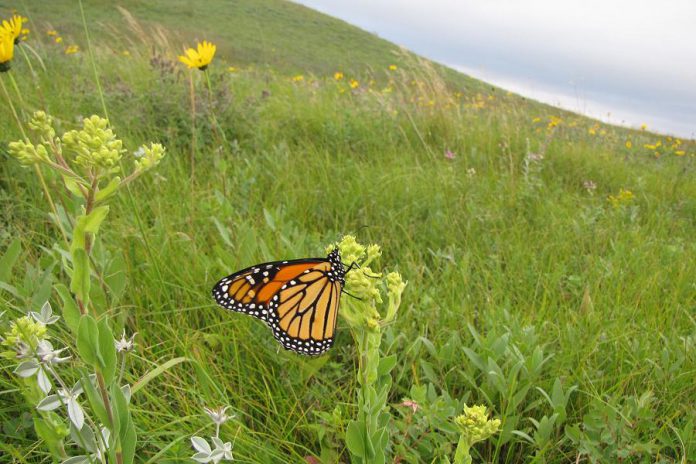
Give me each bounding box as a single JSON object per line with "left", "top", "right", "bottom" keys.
{"left": 227, "top": 66, "right": 237, "bottom": 72}
{"left": 64, "top": 45, "right": 79, "bottom": 55}
{"left": 625, "top": 140, "right": 632, "bottom": 149}
{"left": 47, "top": 29, "right": 57, "bottom": 36}
{"left": 334, "top": 71, "right": 343, "bottom": 80}
{"left": 675, "top": 150, "right": 685, "bottom": 156}
{"left": 349, "top": 79, "right": 359, "bottom": 89}
{"left": 1, "top": 14, "right": 25, "bottom": 44}
{"left": 608, "top": 188, "right": 634, "bottom": 208}
{"left": 178, "top": 40, "right": 216, "bottom": 70}
{"left": 55, "top": 36, "right": 62, "bottom": 44}
{"left": 0, "top": 32, "right": 14, "bottom": 72}
{"left": 532, "top": 117, "right": 541, "bottom": 123}
{"left": 547, "top": 116, "right": 562, "bottom": 129}
{"left": 640, "top": 123, "right": 647, "bottom": 131}
{"left": 388, "top": 64, "right": 397, "bottom": 71}
{"left": 292, "top": 74, "right": 304, "bottom": 82}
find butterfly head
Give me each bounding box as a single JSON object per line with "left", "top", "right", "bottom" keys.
{"left": 327, "top": 248, "right": 346, "bottom": 284}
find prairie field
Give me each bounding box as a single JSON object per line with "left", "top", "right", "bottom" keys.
{"left": 0, "top": 1, "right": 694, "bottom": 463}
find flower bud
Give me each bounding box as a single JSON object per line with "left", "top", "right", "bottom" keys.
{"left": 27, "top": 111, "right": 55, "bottom": 141}
{"left": 454, "top": 404, "right": 501, "bottom": 446}
{"left": 134, "top": 143, "right": 166, "bottom": 171}
{"left": 62, "top": 115, "right": 125, "bottom": 170}
{"left": 8, "top": 139, "right": 50, "bottom": 165}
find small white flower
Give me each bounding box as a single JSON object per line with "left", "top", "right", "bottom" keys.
{"left": 30, "top": 301, "right": 60, "bottom": 325}
{"left": 115, "top": 330, "right": 137, "bottom": 353}
{"left": 466, "top": 167, "right": 476, "bottom": 178}
{"left": 583, "top": 180, "right": 597, "bottom": 192}
{"left": 526, "top": 152, "right": 544, "bottom": 162}
{"left": 37, "top": 383, "right": 85, "bottom": 429}
{"left": 133, "top": 146, "right": 146, "bottom": 158}
{"left": 37, "top": 340, "right": 71, "bottom": 365}
{"left": 211, "top": 437, "right": 234, "bottom": 462}
{"left": 191, "top": 436, "right": 213, "bottom": 463}
{"left": 14, "top": 359, "right": 52, "bottom": 393}
{"left": 191, "top": 436, "right": 234, "bottom": 463}
{"left": 204, "top": 406, "right": 233, "bottom": 426}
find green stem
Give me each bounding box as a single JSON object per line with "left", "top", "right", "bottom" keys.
{"left": 0, "top": 74, "right": 26, "bottom": 137}
{"left": 203, "top": 69, "right": 228, "bottom": 146}
{"left": 453, "top": 436, "right": 472, "bottom": 464}
{"left": 7, "top": 71, "right": 27, "bottom": 114}
{"left": 188, "top": 71, "right": 196, "bottom": 178}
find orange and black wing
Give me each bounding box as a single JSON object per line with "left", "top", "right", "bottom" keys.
{"left": 212, "top": 257, "right": 343, "bottom": 355}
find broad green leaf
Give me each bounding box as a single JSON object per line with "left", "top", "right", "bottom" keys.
{"left": 105, "top": 254, "right": 127, "bottom": 302}
{"left": 71, "top": 205, "right": 110, "bottom": 254}
{"left": 97, "top": 319, "right": 117, "bottom": 384}
{"left": 345, "top": 420, "right": 366, "bottom": 458}
{"left": 62, "top": 175, "right": 85, "bottom": 197}
{"left": 70, "top": 248, "right": 90, "bottom": 305}
{"left": 377, "top": 354, "right": 397, "bottom": 377}
{"left": 95, "top": 176, "right": 121, "bottom": 202}
{"left": 55, "top": 284, "right": 81, "bottom": 334}
{"left": 82, "top": 374, "right": 110, "bottom": 426}
{"left": 30, "top": 271, "right": 54, "bottom": 311}
{"left": 89, "top": 280, "right": 107, "bottom": 316}
{"left": 76, "top": 315, "right": 101, "bottom": 367}
{"left": 33, "top": 416, "right": 68, "bottom": 458}
{"left": 121, "top": 417, "right": 137, "bottom": 464}
{"left": 111, "top": 383, "right": 130, "bottom": 441}
{"left": 0, "top": 238, "right": 21, "bottom": 283}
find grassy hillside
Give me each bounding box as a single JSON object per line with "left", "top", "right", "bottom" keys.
{"left": 1, "top": 1, "right": 695, "bottom": 463}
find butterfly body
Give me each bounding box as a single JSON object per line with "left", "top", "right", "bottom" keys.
{"left": 212, "top": 249, "right": 345, "bottom": 355}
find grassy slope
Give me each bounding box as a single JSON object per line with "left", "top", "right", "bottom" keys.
{"left": 1, "top": 1, "right": 695, "bottom": 463}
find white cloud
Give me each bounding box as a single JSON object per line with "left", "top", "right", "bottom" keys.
{"left": 295, "top": 0, "right": 696, "bottom": 137}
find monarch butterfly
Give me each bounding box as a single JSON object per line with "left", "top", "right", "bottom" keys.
{"left": 211, "top": 249, "right": 347, "bottom": 355}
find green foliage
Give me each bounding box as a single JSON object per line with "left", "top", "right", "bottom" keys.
{"left": 566, "top": 392, "right": 661, "bottom": 462}
{"left": 0, "top": 1, "right": 695, "bottom": 462}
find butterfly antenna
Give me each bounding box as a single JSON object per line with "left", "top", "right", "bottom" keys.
{"left": 346, "top": 261, "right": 380, "bottom": 279}
{"left": 341, "top": 289, "right": 363, "bottom": 301}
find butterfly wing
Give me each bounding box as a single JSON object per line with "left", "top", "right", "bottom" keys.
{"left": 212, "top": 258, "right": 343, "bottom": 355}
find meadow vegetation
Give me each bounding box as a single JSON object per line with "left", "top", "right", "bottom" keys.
{"left": 1, "top": 1, "right": 695, "bottom": 463}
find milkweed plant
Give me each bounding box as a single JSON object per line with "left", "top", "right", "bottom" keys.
{"left": 330, "top": 236, "right": 499, "bottom": 464}
{"left": 2, "top": 110, "right": 165, "bottom": 463}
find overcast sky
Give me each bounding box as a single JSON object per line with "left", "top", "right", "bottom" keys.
{"left": 294, "top": 0, "right": 696, "bottom": 138}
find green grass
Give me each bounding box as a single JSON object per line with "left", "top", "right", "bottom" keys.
{"left": 1, "top": 1, "right": 695, "bottom": 463}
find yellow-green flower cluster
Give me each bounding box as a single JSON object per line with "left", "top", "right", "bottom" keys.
{"left": 385, "top": 271, "right": 406, "bottom": 323}
{"left": 8, "top": 112, "right": 58, "bottom": 165}
{"left": 8, "top": 139, "right": 50, "bottom": 166}
{"left": 28, "top": 111, "right": 56, "bottom": 141}
{"left": 134, "top": 143, "right": 166, "bottom": 171}
{"left": 62, "top": 115, "right": 125, "bottom": 170}
{"left": 1, "top": 316, "right": 47, "bottom": 359}
{"left": 328, "top": 235, "right": 405, "bottom": 331}
{"left": 454, "top": 404, "right": 501, "bottom": 446}
{"left": 608, "top": 188, "right": 634, "bottom": 208}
